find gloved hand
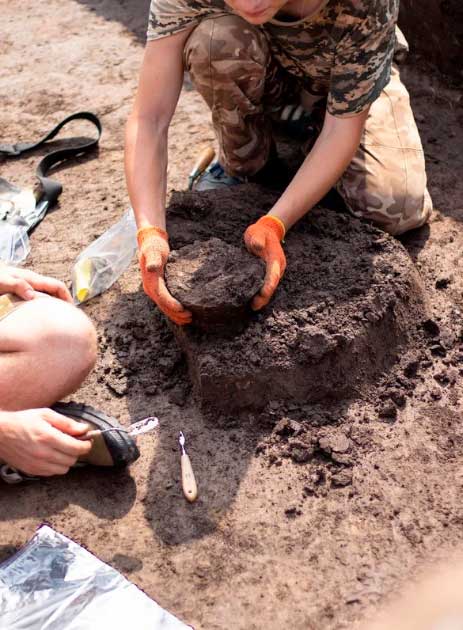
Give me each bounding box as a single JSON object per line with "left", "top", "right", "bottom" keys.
{"left": 137, "top": 226, "right": 192, "bottom": 325}
{"left": 244, "top": 215, "right": 286, "bottom": 311}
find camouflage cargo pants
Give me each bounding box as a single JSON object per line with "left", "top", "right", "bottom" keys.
{"left": 184, "top": 14, "right": 432, "bottom": 236}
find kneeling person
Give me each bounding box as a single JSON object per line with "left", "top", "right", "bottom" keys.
{"left": 126, "top": 0, "right": 432, "bottom": 324}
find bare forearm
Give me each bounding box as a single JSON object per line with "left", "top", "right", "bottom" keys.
{"left": 124, "top": 31, "right": 193, "bottom": 231}
{"left": 125, "top": 115, "right": 168, "bottom": 230}
{"left": 270, "top": 110, "right": 368, "bottom": 230}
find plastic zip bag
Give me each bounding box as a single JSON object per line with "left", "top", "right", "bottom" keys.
{"left": 72, "top": 209, "right": 137, "bottom": 304}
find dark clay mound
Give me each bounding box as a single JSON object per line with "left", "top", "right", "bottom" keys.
{"left": 165, "top": 238, "right": 265, "bottom": 332}
{"left": 399, "top": 0, "right": 463, "bottom": 81}
{"left": 165, "top": 186, "right": 429, "bottom": 412}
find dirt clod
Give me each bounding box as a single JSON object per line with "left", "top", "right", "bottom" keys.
{"left": 404, "top": 359, "right": 420, "bottom": 378}
{"left": 288, "top": 440, "right": 314, "bottom": 463}
{"left": 378, "top": 402, "right": 398, "bottom": 420}
{"left": 422, "top": 318, "right": 440, "bottom": 336}
{"left": 331, "top": 452, "right": 354, "bottom": 465}
{"left": 166, "top": 237, "right": 265, "bottom": 332}
{"left": 274, "top": 418, "right": 303, "bottom": 436}
{"left": 331, "top": 470, "right": 353, "bottom": 487}
{"left": 285, "top": 506, "right": 302, "bottom": 518}
{"left": 318, "top": 433, "right": 351, "bottom": 454}
{"left": 435, "top": 277, "right": 451, "bottom": 289}
{"left": 388, "top": 388, "right": 407, "bottom": 408}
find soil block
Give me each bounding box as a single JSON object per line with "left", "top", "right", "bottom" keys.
{"left": 165, "top": 238, "right": 265, "bottom": 333}
{"left": 165, "top": 186, "right": 429, "bottom": 412}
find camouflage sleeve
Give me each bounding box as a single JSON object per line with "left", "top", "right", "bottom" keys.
{"left": 147, "top": 0, "right": 224, "bottom": 41}
{"left": 327, "top": 0, "right": 399, "bottom": 117}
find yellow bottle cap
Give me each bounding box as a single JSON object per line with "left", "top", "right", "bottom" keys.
{"left": 74, "top": 258, "right": 94, "bottom": 303}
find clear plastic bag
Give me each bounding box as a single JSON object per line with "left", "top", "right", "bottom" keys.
{"left": 0, "top": 525, "right": 192, "bottom": 630}
{"left": 0, "top": 178, "right": 36, "bottom": 265}
{"left": 0, "top": 220, "right": 30, "bottom": 265}
{"left": 0, "top": 178, "right": 36, "bottom": 224}
{"left": 72, "top": 209, "right": 137, "bottom": 304}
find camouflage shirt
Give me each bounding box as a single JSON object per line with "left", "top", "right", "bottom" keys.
{"left": 147, "top": 0, "right": 403, "bottom": 116}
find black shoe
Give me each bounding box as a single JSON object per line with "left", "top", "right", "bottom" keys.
{"left": 0, "top": 403, "right": 140, "bottom": 484}
{"left": 52, "top": 402, "right": 140, "bottom": 468}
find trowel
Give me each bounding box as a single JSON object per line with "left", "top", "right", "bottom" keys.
{"left": 187, "top": 146, "right": 215, "bottom": 190}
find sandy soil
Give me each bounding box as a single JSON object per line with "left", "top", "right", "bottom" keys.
{"left": 1, "top": 1, "right": 463, "bottom": 629}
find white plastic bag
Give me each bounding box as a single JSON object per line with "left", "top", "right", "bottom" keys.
{"left": 72, "top": 209, "right": 137, "bottom": 304}
{"left": 0, "top": 525, "right": 192, "bottom": 630}
{"left": 0, "top": 221, "right": 30, "bottom": 265}
{"left": 0, "top": 178, "right": 35, "bottom": 265}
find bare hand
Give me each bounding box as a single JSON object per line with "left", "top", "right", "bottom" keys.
{"left": 0, "top": 265, "right": 72, "bottom": 303}
{"left": 0, "top": 409, "right": 92, "bottom": 476}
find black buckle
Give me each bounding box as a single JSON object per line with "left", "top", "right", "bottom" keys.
{"left": 0, "top": 144, "right": 21, "bottom": 157}
{"left": 0, "top": 142, "right": 35, "bottom": 157}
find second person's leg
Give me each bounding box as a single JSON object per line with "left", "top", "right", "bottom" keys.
{"left": 184, "top": 14, "right": 297, "bottom": 179}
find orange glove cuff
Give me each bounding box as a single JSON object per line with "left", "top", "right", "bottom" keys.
{"left": 136, "top": 226, "right": 168, "bottom": 249}
{"left": 257, "top": 216, "right": 286, "bottom": 241}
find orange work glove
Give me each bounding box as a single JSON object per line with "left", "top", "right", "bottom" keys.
{"left": 243, "top": 215, "right": 286, "bottom": 311}
{"left": 137, "top": 226, "right": 192, "bottom": 326}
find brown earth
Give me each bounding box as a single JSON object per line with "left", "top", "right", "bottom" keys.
{"left": 1, "top": 1, "right": 463, "bottom": 629}
{"left": 166, "top": 237, "right": 265, "bottom": 333}
{"left": 166, "top": 188, "right": 429, "bottom": 413}
{"left": 399, "top": 0, "right": 463, "bottom": 84}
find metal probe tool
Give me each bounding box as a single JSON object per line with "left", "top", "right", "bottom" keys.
{"left": 81, "top": 416, "right": 159, "bottom": 440}
{"left": 179, "top": 431, "right": 198, "bottom": 502}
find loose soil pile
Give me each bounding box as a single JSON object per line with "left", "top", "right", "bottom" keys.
{"left": 399, "top": 0, "right": 463, "bottom": 83}
{"left": 165, "top": 237, "right": 265, "bottom": 332}
{"left": 1, "top": 1, "right": 463, "bottom": 630}
{"left": 166, "top": 188, "right": 429, "bottom": 412}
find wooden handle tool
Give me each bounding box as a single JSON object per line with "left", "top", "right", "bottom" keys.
{"left": 179, "top": 431, "right": 198, "bottom": 502}
{"left": 188, "top": 146, "right": 215, "bottom": 190}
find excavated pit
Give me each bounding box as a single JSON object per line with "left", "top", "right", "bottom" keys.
{"left": 164, "top": 186, "right": 429, "bottom": 412}
{"left": 165, "top": 238, "right": 265, "bottom": 333}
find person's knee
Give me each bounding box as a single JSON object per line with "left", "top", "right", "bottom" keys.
{"left": 26, "top": 299, "right": 97, "bottom": 380}
{"left": 61, "top": 307, "right": 97, "bottom": 380}
{"left": 339, "top": 161, "right": 432, "bottom": 237}
{"left": 379, "top": 185, "right": 432, "bottom": 236}
{"left": 184, "top": 14, "right": 269, "bottom": 73}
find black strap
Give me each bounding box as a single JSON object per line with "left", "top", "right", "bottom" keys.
{"left": 0, "top": 112, "right": 102, "bottom": 208}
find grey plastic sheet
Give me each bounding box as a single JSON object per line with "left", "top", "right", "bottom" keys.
{"left": 0, "top": 525, "right": 191, "bottom": 630}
